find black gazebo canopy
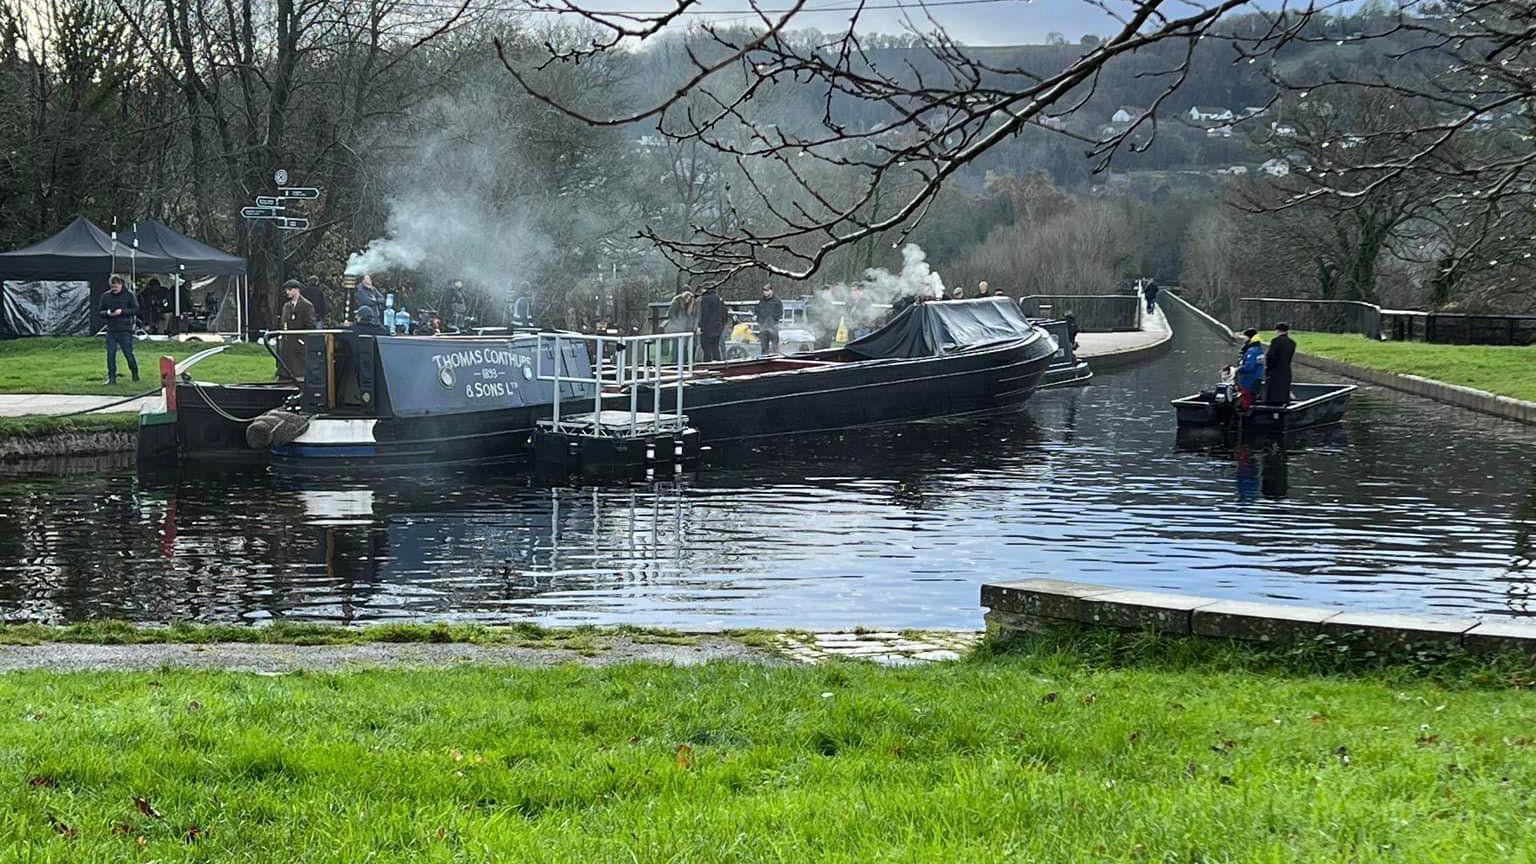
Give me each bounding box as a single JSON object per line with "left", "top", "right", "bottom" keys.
{"left": 0, "top": 216, "right": 247, "bottom": 337}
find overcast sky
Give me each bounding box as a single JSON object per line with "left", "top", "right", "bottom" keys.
{"left": 567, "top": 0, "right": 1141, "bottom": 47}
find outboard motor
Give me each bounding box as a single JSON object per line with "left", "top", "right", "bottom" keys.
{"left": 1211, "top": 382, "right": 1239, "bottom": 425}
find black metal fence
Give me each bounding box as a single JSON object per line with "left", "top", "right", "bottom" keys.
{"left": 1239, "top": 296, "right": 1536, "bottom": 345}
{"left": 1383, "top": 311, "right": 1536, "bottom": 346}
{"left": 1237, "top": 298, "right": 1381, "bottom": 339}
{"left": 1018, "top": 295, "right": 1142, "bottom": 332}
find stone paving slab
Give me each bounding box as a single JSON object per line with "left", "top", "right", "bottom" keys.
{"left": 1458, "top": 620, "right": 1536, "bottom": 658}
{"left": 1192, "top": 600, "right": 1339, "bottom": 644}
{"left": 1321, "top": 612, "right": 1479, "bottom": 653}
{"left": 1079, "top": 589, "right": 1219, "bottom": 636}
{"left": 981, "top": 579, "right": 1119, "bottom": 621}
{"left": 778, "top": 631, "right": 982, "bottom": 665}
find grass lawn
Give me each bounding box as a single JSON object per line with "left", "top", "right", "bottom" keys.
{"left": 0, "top": 412, "right": 138, "bottom": 440}
{"left": 4, "top": 632, "right": 1535, "bottom": 862}
{"left": 1284, "top": 331, "right": 1536, "bottom": 402}
{"left": 0, "top": 337, "right": 273, "bottom": 396}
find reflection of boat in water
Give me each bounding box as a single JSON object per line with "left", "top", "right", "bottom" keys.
{"left": 1176, "top": 424, "right": 1347, "bottom": 501}
{"left": 1172, "top": 383, "right": 1356, "bottom": 433}
{"left": 1175, "top": 421, "right": 1348, "bottom": 453}
{"left": 640, "top": 298, "right": 1059, "bottom": 442}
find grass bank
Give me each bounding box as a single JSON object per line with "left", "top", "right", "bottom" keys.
{"left": 0, "top": 337, "right": 272, "bottom": 396}
{"left": 0, "top": 412, "right": 138, "bottom": 440}
{"left": 5, "top": 631, "right": 1536, "bottom": 861}
{"left": 1282, "top": 331, "right": 1536, "bottom": 402}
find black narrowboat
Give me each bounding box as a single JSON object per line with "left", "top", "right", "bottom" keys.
{"left": 641, "top": 297, "right": 1059, "bottom": 441}
{"left": 148, "top": 297, "right": 1056, "bottom": 467}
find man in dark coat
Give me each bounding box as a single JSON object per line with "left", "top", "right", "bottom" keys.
{"left": 695, "top": 285, "right": 727, "bottom": 362}
{"left": 355, "top": 273, "right": 384, "bottom": 315}
{"left": 279, "top": 279, "right": 317, "bottom": 381}
{"left": 301, "top": 277, "right": 331, "bottom": 325}
{"left": 98, "top": 274, "right": 140, "bottom": 384}
{"left": 753, "top": 284, "right": 784, "bottom": 356}
{"left": 1264, "top": 322, "right": 1297, "bottom": 406}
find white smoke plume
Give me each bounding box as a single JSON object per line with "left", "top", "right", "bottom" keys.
{"left": 345, "top": 80, "right": 553, "bottom": 301}
{"left": 857, "top": 243, "right": 946, "bottom": 303}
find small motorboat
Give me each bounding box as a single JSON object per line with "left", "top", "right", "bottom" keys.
{"left": 1172, "top": 382, "right": 1357, "bottom": 433}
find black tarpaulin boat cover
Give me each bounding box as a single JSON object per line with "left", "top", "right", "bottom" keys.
{"left": 846, "top": 297, "right": 1042, "bottom": 359}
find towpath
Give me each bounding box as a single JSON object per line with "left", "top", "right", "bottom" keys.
{"left": 0, "top": 631, "right": 983, "bottom": 672}
{"left": 1074, "top": 304, "right": 1170, "bottom": 361}
{"left": 0, "top": 393, "right": 157, "bottom": 417}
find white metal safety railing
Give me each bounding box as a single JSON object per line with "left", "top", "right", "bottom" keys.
{"left": 536, "top": 331, "right": 695, "bottom": 437}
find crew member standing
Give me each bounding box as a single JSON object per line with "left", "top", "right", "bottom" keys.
{"left": 1264, "top": 322, "right": 1297, "bottom": 406}
{"left": 695, "top": 285, "right": 727, "bottom": 363}
{"left": 753, "top": 284, "right": 784, "bottom": 356}
{"left": 99, "top": 274, "right": 139, "bottom": 384}
{"left": 1235, "top": 327, "right": 1265, "bottom": 409}
{"left": 355, "top": 273, "right": 384, "bottom": 316}
{"left": 279, "top": 279, "right": 316, "bottom": 382}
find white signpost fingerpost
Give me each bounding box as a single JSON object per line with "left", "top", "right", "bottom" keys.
{"left": 237, "top": 171, "right": 324, "bottom": 336}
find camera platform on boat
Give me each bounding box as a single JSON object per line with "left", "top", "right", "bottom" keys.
{"left": 530, "top": 331, "right": 700, "bottom": 480}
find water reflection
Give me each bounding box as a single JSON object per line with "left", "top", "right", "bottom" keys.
{"left": 3, "top": 301, "right": 1536, "bottom": 626}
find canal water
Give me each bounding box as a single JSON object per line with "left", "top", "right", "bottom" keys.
{"left": 3, "top": 301, "right": 1534, "bottom": 628}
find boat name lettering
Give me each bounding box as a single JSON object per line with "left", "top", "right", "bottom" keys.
{"left": 431, "top": 347, "right": 529, "bottom": 372}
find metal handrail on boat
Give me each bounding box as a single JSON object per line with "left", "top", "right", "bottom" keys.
{"left": 536, "top": 332, "right": 695, "bottom": 438}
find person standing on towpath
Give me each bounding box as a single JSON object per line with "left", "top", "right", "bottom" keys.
{"left": 98, "top": 274, "right": 139, "bottom": 384}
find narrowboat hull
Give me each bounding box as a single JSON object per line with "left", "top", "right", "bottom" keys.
{"left": 644, "top": 337, "right": 1057, "bottom": 442}
{"left": 176, "top": 382, "right": 297, "bottom": 455}
{"left": 269, "top": 405, "right": 552, "bottom": 468}
{"left": 1039, "top": 359, "right": 1093, "bottom": 389}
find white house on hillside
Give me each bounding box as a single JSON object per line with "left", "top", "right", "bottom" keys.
{"left": 1261, "top": 158, "right": 1290, "bottom": 177}
{"left": 1271, "top": 122, "right": 1297, "bottom": 137}
{"left": 1189, "top": 106, "right": 1235, "bottom": 122}
{"left": 1111, "top": 106, "right": 1143, "bottom": 124}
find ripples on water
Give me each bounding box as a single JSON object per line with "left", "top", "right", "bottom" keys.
{"left": 2, "top": 301, "right": 1535, "bottom": 627}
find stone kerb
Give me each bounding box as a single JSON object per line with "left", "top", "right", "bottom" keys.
{"left": 981, "top": 578, "right": 1536, "bottom": 656}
